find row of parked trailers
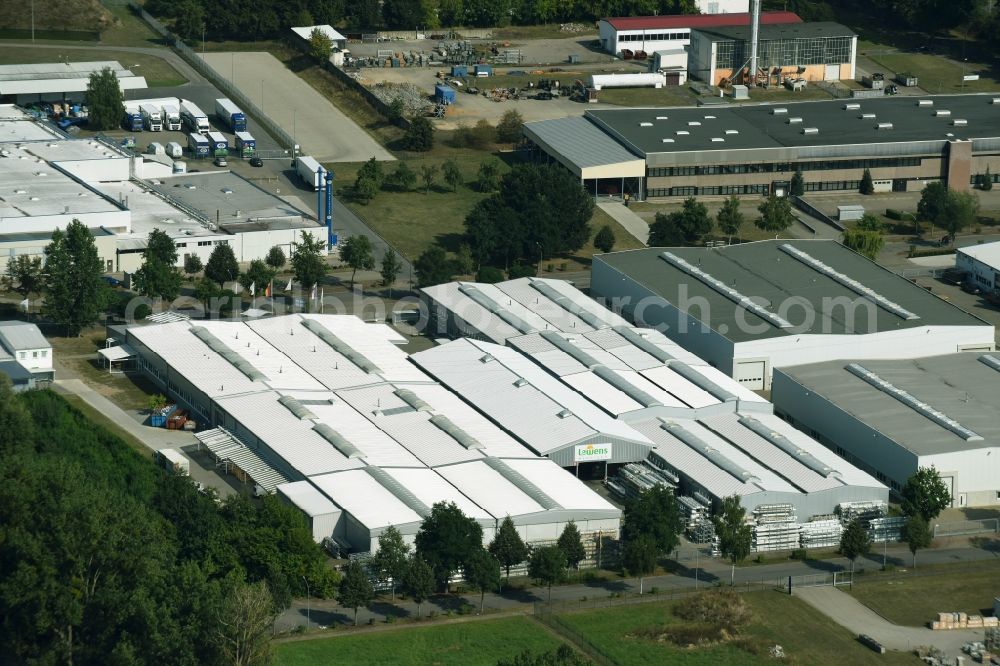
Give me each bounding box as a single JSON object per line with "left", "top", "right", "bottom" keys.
{"left": 185, "top": 130, "right": 256, "bottom": 158}
{"left": 123, "top": 97, "right": 247, "bottom": 135}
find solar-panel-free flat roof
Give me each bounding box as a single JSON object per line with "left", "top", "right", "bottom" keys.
{"left": 585, "top": 93, "right": 1000, "bottom": 156}
{"left": 596, "top": 240, "right": 989, "bottom": 342}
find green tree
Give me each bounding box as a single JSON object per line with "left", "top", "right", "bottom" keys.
{"left": 712, "top": 495, "right": 752, "bottom": 586}
{"left": 382, "top": 0, "right": 426, "bottom": 28}
{"left": 842, "top": 228, "right": 885, "bottom": 260}
{"left": 594, "top": 225, "right": 616, "bottom": 253}
{"left": 86, "top": 66, "right": 125, "bottom": 131}
{"left": 489, "top": 516, "right": 529, "bottom": 581}
{"left": 557, "top": 521, "right": 586, "bottom": 570}
{"left": 404, "top": 116, "right": 435, "bottom": 152}
{"left": 43, "top": 220, "right": 107, "bottom": 336}
{"left": 265, "top": 245, "right": 286, "bottom": 271}
{"left": 982, "top": 166, "right": 994, "bottom": 191}
{"left": 238, "top": 259, "right": 276, "bottom": 296}
{"left": 756, "top": 194, "right": 796, "bottom": 238}
{"left": 839, "top": 518, "right": 872, "bottom": 575}
{"left": 4, "top": 255, "right": 44, "bottom": 299}
{"left": 443, "top": 159, "right": 464, "bottom": 191}
{"left": 622, "top": 534, "right": 658, "bottom": 595}
{"left": 529, "top": 545, "right": 566, "bottom": 603}
{"left": 496, "top": 109, "right": 525, "bottom": 144}
{"left": 648, "top": 197, "right": 711, "bottom": 246}
{"left": 621, "top": 485, "right": 682, "bottom": 555}
{"left": 857, "top": 213, "right": 885, "bottom": 232}
{"left": 414, "top": 501, "right": 483, "bottom": 591}
{"left": 217, "top": 580, "right": 278, "bottom": 666}
{"left": 498, "top": 645, "right": 588, "bottom": 666}
{"left": 476, "top": 266, "right": 505, "bottom": 283}
{"left": 901, "top": 466, "right": 953, "bottom": 522}
{"left": 790, "top": 169, "right": 805, "bottom": 196}
{"left": 414, "top": 245, "right": 454, "bottom": 288}
{"left": 402, "top": 555, "right": 435, "bottom": 618}
{"left": 465, "top": 548, "right": 501, "bottom": 614}
{"left": 380, "top": 248, "right": 403, "bottom": 296}
{"left": 0, "top": 374, "right": 32, "bottom": 453}
{"left": 453, "top": 243, "right": 475, "bottom": 276}
{"left": 917, "top": 181, "right": 948, "bottom": 223}
{"left": 477, "top": 158, "right": 502, "bottom": 192}
{"left": 420, "top": 164, "right": 438, "bottom": 193}
{"left": 340, "top": 235, "right": 375, "bottom": 288}
{"left": 183, "top": 253, "right": 203, "bottom": 276}
{"left": 308, "top": 27, "right": 334, "bottom": 61}
{"left": 205, "top": 243, "right": 239, "bottom": 287}
{"left": 860, "top": 168, "right": 875, "bottom": 195}
{"left": 338, "top": 560, "right": 374, "bottom": 625}
{"left": 387, "top": 162, "right": 417, "bottom": 192}
{"left": 134, "top": 228, "right": 182, "bottom": 300}
{"left": 173, "top": 0, "right": 205, "bottom": 40}
{"left": 356, "top": 156, "right": 386, "bottom": 189}
{"left": 291, "top": 231, "right": 327, "bottom": 293}
{"left": 940, "top": 190, "right": 979, "bottom": 243}
{"left": 716, "top": 195, "right": 745, "bottom": 243}
{"left": 371, "top": 526, "right": 409, "bottom": 600}
{"left": 386, "top": 97, "right": 406, "bottom": 123}
{"left": 355, "top": 175, "right": 379, "bottom": 203}
{"left": 903, "top": 514, "right": 932, "bottom": 568}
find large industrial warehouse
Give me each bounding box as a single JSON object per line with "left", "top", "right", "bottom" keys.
{"left": 416, "top": 278, "right": 888, "bottom": 525}
{"left": 772, "top": 353, "right": 1000, "bottom": 505}
{"left": 123, "top": 314, "right": 621, "bottom": 552}
{"left": 592, "top": 240, "right": 995, "bottom": 389}
{"left": 524, "top": 93, "right": 1000, "bottom": 200}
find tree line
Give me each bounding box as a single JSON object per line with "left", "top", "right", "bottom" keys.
{"left": 0, "top": 381, "right": 335, "bottom": 664}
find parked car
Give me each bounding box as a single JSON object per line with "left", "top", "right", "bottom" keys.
{"left": 102, "top": 275, "right": 122, "bottom": 287}
{"left": 213, "top": 156, "right": 228, "bottom": 167}
{"left": 961, "top": 281, "right": 982, "bottom": 295}
{"left": 249, "top": 156, "right": 263, "bottom": 167}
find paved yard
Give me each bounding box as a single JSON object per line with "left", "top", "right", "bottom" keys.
{"left": 201, "top": 52, "right": 394, "bottom": 162}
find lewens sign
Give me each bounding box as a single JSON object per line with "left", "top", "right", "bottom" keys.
{"left": 574, "top": 443, "right": 612, "bottom": 462}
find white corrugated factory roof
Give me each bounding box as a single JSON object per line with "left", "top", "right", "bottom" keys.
{"left": 309, "top": 469, "right": 424, "bottom": 529}
{"left": 277, "top": 480, "right": 340, "bottom": 517}
{"left": 382, "top": 467, "right": 494, "bottom": 521}
{"left": 290, "top": 24, "right": 346, "bottom": 42}
{"left": 958, "top": 240, "right": 1000, "bottom": 269}
{"left": 436, "top": 461, "right": 548, "bottom": 518}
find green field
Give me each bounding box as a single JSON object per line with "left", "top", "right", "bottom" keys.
{"left": 554, "top": 591, "right": 916, "bottom": 665}
{"left": 273, "top": 616, "right": 563, "bottom": 666}
{"left": 864, "top": 50, "right": 998, "bottom": 94}
{"left": 0, "top": 47, "right": 186, "bottom": 87}
{"left": 848, "top": 562, "right": 1000, "bottom": 627}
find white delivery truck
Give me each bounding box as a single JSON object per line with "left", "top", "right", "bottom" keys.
{"left": 140, "top": 103, "right": 163, "bottom": 131}
{"left": 161, "top": 103, "right": 182, "bottom": 130}
{"left": 295, "top": 155, "right": 323, "bottom": 190}
{"left": 180, "top": 100, "right": 210, "bottom": 134}
{"left": 165, "top": 141, "right": 183, "bottom": 158}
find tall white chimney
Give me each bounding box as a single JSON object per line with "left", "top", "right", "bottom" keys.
{"left": 749, "top": 0, "right": 761, "bottom": 85}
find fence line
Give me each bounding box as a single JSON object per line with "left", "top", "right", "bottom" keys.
{"left": 934, "top": 518, "right": 1000, "bottom": 537}
{"left": 128, "top": 2, "right": 298, "bottom": 155}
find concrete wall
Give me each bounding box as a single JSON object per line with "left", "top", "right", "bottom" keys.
{"left": 947, "top": 139, "right": 973, "bottom": 192}
{"left": 698, "top": 0, "right": 749, "bottom": 12}
{"left": 957, "top": 249, "right": 1000, "bottom": 293}
{"left": 0, "top": 210, "right": 130, "bottom": 236}
{"left": 0, "top": 230, "right": 117, "bottom": 273}
{"left": 923, "top": 450, "right": 1000, "bottom": 507}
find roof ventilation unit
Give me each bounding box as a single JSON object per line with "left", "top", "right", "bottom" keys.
{"left": 711, "top": 137, "right": 725, "bottom": 142}
{"left": 482, "top": 457, "right": 561, "bottom": 509}
{"left": 676, "top": 130, "right": 690, "bottom": 135}
{"left": 801, "top": 127, "right": 819, "bottom": 135}
{"left": 786, "top": 117, "right": 803, "bottom": 124}
{"left": 612, "top": 325, "right": 675, "bottom": 363}
{"left": 277, "top": 395, "right": 318, "bottom": 420}
{"left": 512, "top": 377, "right": 529, "bottom": 387}
{"left": 771, "top": 107, "right": 787, "bottom": 114}
{"left": 529, "top": 279, "right": 609, "bottom": 329}
{"left": 660, "top": 419, "right": 760, "bottom": 484}
{"left": 300, "top": 318, "right": 382, "bottom": 374}
{"left": 662, "top": 138, "right": 675, "bottom": 143}
{"left": 917, "top": 99, "right": 933, "bottom": 107}
{"left": 935, "top": 109, "right": 951, "bottom": 116}
{"left": 688, "top": 121, "right": 701, "bottom": 126}
{"left": 978, "top": 354, "right": 1000, "bottom": 372}
{"left": 859, "top": 113, "right": 876, "bottom": 119}
{"left": 393, "top": 388, "right": 432, "bottom": 412}
{"left": 992, "top": 98, "right": 1000, "bottom": 104}
{"left": 738, "top": 416, "right": 841, "bottom": 478}
{"left": 639, "top": 122, "right": 653, "bottom": 127}
{"left": 592, "top": 365, "right": 663, "bottom": 408}
{"left": 429, "top": 414, "right": 484, "bottom": 450}
{"left": 656, "top": 115, "right": 669, "bottom": 119}
{"left": 843, "top": 103, "right": 860, "bottom": 110}
{"left": 875, "top": 122, "right": 893, "bottom": 130}
{"left": 539, "top": 330, "right": 603, "bottom": 368}
{"left": 952, "top": 119, "right": 968, "bottom": 126}
{"left": 312, "top": 423, "right": 365, "bottom": 458}
{"left": 725, "top": 129, "right": 739, "bottom": 135}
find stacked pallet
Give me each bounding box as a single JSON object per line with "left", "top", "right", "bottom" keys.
{"left": 800, "top": 517, "right": 844, "bottom": 549}
{"left": 608, "top": 462, "right": 678, "bottom": 501}
{"left": 837, "top": 500, "right": 888, "bottom": 525}
{"left": 869, "top": 516, "right": 906, "bottom": 543}
{"left": 752, "top": 504, "right": 800, "bottom": 553}
{"left": 931, "top": 612, "right": 1000, "bottom": 630}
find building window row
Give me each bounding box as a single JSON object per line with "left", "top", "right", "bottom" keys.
{"left": 619, "top": 31, "right": 687, "bottom": 43}
{"left": 648, "top": 179, "right": 865, "bottom": 197}
{"left": 804, "top": 180, "right": 861, "bottom": 192}
{"left": 647, "top": 156, "right": 920, "bottom": 178}
{"left": 714, "top": 35, "right": 854, "bottom": 69}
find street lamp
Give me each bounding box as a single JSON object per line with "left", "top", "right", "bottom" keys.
{"left": 302, "top": 575, "right": 310, "bottom": 631}
{"left": 535, "top": 242, "right": 542, "bottom": 277}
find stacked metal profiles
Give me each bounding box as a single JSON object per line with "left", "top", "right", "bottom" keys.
{"left": 837, "top": 500, "right": 888, "bottom": 525}
{"left": 752, "top": 504, "right": 800, "bottom": 552}
{"left": 608, "top": 462, "right": 677, "bottom": 501}
{"left": 868, "top": 516, "right": 906, "bottom": 543}
{"left": 679, "top": 495, "right": 713, "bottom": 541}
{"left": 799, "top": 517, "right": 844, "bottom": 549}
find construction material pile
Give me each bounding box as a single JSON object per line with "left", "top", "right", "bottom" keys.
{"left": 752, "top": 504, "right": 800, "bottom": 553}
{"left": 369, "top": 82, "right": 429, "bottom": 116}
{"left": 799, "top": 516, "right": 844, "bottom": 549}
{"left": 931, "top": 612, "right": 999, "bottom": 630}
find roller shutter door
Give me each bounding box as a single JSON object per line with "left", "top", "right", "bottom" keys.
{"left": 735, "top": 361, "right": 765, "bottom": 390}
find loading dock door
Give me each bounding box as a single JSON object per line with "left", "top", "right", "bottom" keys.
{"left": 825, "top": 64, "right": 839, "bottom": 81}
{"left": 735, "top": 361, "right": 765, "bottom": 390}
{"left": 940, "top": 475, "right": 955, "bottom": 507}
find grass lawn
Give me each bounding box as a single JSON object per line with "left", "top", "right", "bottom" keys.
{"left": 99, "top": 2, "right": 165, "bottom": 48}
{"left": 0, "top": 47, "right": 186, "bottom": 87}
{"left": 848, "top": 561, "right": 1000, "bottom": 627}
{"left": 864, "top": 51, "right": 998, "bottom": 94}
{"left": 50, "top": 328, "right": 158, "bottom": 412}
{"left": 493, "top": 24, "right": 597, "bottom": 41}
{"left": 273, "top": 616, "right": 563, "bottom": 666}
{"left": 60, "top": 394, "right": 149, "bottom": 456}
{"left": 555, "top": 591, "right": 916, "bottom": 665}
{"left": 598, "top": 86, "right": 697, "bottom": 107}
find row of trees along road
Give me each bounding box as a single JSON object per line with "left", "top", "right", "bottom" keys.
{"left": 647, "top": 195, "right": 796, "bottom": 247}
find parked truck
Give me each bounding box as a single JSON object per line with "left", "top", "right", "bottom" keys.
{"left": 140, "top": 103, "right": 163, "bottom": 131}
{"left": 206, "top": 131, "right": 228, "bottom": 154}
{"left": 161, "top": 103, "right": 182, "bottom": 130}
{"left": 234, "top": 131, "right": 256, "bottom": 157}
{"left": 180, "top": 100, "right": 210, "bottom": 134}
{"left": 156, "top": 448, "right": 190, "bottom": 475}
{"left": 123, "top": 108, "right": 143, "bottom": 132}
{"left": 188, "top": 132, "right": 210, "bottom": 158}
{"left": 214, "top": 98, "right": 247, "bottom": 132}
{"left": 295, "top": 155, "right": 323, "bottom": 190}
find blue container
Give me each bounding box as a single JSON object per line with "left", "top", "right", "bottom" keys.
{"left": 474, "top": 63, "right": 493, "bottom": 76}
{"left": 451, "top": 65, "right": 468, "bottom": 77}
{"left": 434, "top": 84, "right": 456, "bottom": 104}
